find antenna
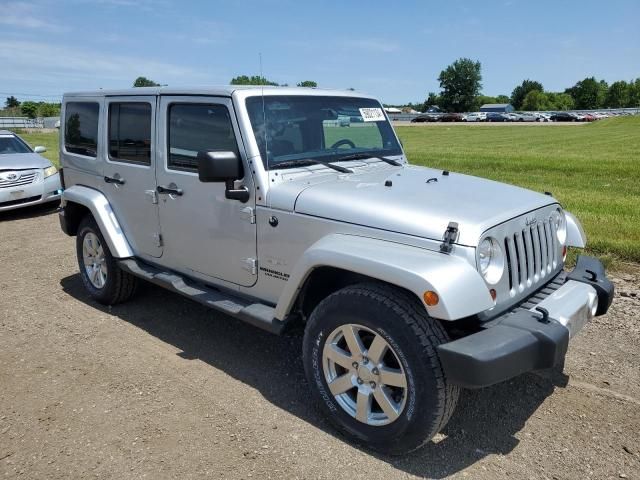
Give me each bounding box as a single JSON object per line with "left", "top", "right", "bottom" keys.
{"left": 260, "top": 52, "right": 269, "bottom": 203}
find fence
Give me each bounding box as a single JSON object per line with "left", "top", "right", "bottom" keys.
{"left": 0, "top": 117, "right": 45, "bottom": 129}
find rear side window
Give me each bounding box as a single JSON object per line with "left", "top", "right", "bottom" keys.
{"left": 64, "top": 102, "right": 99, "bottom": 157}
{"left": 168, "top": 104, "right": 238, "bottom": 171}
{"left": 108, "top": 103, "right": 152, "bottom": 164}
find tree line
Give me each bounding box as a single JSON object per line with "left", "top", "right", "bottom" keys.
{"left": 2, "top": 96, "right": 60, "bottom": 118}
{"left": 416, "top": 58, "right": 640, "bottom": 113}
{"left": 6, "top": 69, "right": 638, "bottom": 119}
{"left": 132, "top": 75, "right": 320, "bottom": 88}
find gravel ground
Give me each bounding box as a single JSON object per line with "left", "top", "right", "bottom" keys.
{"left": 1, "top": 204, "right": 639, "bottom": 480}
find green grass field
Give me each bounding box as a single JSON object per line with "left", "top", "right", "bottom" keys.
{"left": 396, "top": 117, "right": 640, "bottom": 265}
{"left": 16, "top": 117, "right": 640, "bottom": 265}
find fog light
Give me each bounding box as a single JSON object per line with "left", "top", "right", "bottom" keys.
{"left": 423, "top": 291, "right": 439, "bottom": 306}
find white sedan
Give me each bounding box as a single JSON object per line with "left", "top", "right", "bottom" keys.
{"left": 465, "top": 112, "right": 486, "bottom": 122}
{"left": 0, "top": 130, "right": 62, "bottom": 212}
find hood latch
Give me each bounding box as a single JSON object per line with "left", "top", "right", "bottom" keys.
{"left": 440, "top": 222, "right": 459, "bottom": 254}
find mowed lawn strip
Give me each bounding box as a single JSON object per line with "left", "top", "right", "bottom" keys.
{"left": 16, "top": 129, "right": 59, "bottom": 166}
{"left": 16, "top": 117, "right": 640, "bottom": 264}
{"left": 396, "top": 117, "right": 640, "bottom": 264}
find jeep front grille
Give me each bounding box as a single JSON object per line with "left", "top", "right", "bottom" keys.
{"left": 0, "top": 170, "right": 38, "bottom": 189}
{"left": 503, "top": 217, "right": 559, "bottom": 294}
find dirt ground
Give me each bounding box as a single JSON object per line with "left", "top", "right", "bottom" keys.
{"left": 1, "top": 204, "right": 639, "bottom": 480}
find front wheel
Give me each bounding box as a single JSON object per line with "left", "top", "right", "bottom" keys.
{"left": 76, "top": 215, "right": 138, "bottom": 305}
{"left": 303, "top": 283, "right": 459, "bottom": 454}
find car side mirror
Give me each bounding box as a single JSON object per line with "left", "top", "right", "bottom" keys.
{"left": 34, "top": 146, "right": 47, "bottom": 153}
{"left": 197, "top": 150, "right": 249, "bottom": 203}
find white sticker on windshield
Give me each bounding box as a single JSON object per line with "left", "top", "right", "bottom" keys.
{"left": 359, "top": 107, "right": 386, "bottom": 122}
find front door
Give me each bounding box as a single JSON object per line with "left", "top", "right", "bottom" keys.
{"left": 102, "top": 96, "right": 162, "bottom": 257}
{"left": 155, "top": 96, "right": 257, "bottom": 287}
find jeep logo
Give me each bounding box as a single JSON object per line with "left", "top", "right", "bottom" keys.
{"left": 525, "top": 216, "right": 537, "bottom": 226}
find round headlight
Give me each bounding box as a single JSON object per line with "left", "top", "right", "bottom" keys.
{"left": 551, "top": 209, "right": 567, "bottom": 244}
{"left": 478, "top": 237, "right": 504, "bottom": 285}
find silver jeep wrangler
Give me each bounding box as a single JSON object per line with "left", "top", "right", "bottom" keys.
{"left": 58, "top": 87, "right": 614, "bottom": 454}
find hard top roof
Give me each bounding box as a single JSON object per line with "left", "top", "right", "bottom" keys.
{"left": 63, "top": 85, "right": 376, "bottom": 99}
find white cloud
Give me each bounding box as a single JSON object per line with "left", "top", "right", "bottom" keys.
{"left": 0, "top": 40, "right": 212, "bottom": 93}
{"left": 0, "top": 1, "right": 68, "bottom": 33}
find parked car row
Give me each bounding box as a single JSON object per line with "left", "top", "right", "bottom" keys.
{"left": 410, "top": 110, "right": 637, "bottom": 123}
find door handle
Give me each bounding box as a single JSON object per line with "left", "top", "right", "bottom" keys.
{"left": 157, "top": 185, "right": 183, "bottom": 196}
{"left": 104, "top": 175, "right": 125, "bottom": 185}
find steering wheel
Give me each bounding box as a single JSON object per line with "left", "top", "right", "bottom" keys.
{"left": 330, "top": 139, "right": 356, "bottom": 149}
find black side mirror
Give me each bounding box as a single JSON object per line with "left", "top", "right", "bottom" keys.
{"left": 197, "top": 150, "right": 250, "bottom": 203}
{"left": 197, "top": 151, "right": 243, "bottom": 182}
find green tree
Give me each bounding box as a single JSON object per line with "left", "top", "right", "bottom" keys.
{"left": 605, "top": 81, "right": 630, "bottom": 108}
{"left": 495, "top": 94, "right": 510, "bottom": 104}
{"left": 296, "top": 80, "right": 317, "bottom": 87}
{"left": 473, "top": 94, "right": 498, "bottom": 110}
{"left": 546, "top": 92, "right": 574, "bottom": 111}
{"left": 511, "top": 80, "right": 544, "bottom": 110}
{"left": 422, "top": 92, "right": 441, "bottom": 111}
{"left": 521, "top": 90, "right": 550, "bottom": 111}
{"left": 627, "top": 78, "right": 640, "bottom": 107}
{"left": 5, "top": 96, "right": 20, "bottom": 108}
{"left": 437, "top": 58, "right": 482, "bottom": 112}
{"left": 230, "top": 75, "right": 278, "bottom": 86}
{"left": 133, "top": 76, "right": 160, "bottom": 87}
{"left": 565, "top": 77, "right": 608, "bottom": 109}
{"left": 20, "top": 101, "right": 38, "bottom": 119}
{"left": 39, "top": 102, "right": 61, "bottom": 117}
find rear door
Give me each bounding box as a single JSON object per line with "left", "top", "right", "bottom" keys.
{"left": 102, "top": 96, "right": 162, "bottom": 257}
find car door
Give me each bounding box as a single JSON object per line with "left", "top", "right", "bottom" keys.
{"left": 102, "top": 96, "right": 162, "bottom": 257}
{"left": 155, "top": 96, "right": 257, "bottom": 287}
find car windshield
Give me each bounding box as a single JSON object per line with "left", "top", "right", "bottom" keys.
{"left": 245, "top": 95, "right": 402, "bottom": 169}
{"left": 0, "top": 135, "right": 32, "bottom": 155}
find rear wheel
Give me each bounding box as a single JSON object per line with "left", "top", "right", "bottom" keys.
{"left": 303, "top": 283, "right": 459, "bottom": 454}
{"left": 76, "top": 215, "right": 138, "bottom": 305}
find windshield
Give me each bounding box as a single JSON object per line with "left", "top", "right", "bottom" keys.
{"left": 245, "top": 95, "right": 402, "bottom": 169}
{"left": 0, "top": 135, "right": 32, "bottom": 155}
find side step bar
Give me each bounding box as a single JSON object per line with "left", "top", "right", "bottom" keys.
{"left": 118, "top": 258, "right": 286, "bottom": 335}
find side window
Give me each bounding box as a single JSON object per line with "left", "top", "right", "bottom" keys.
{"left": 108, "top": 103, "right": 152, "bottom": 164}
{"left": 168, "top": 104, "right": 238, "bottom": 172}
{"left": 64, "top": 102, "right": 99, "bottom": 157}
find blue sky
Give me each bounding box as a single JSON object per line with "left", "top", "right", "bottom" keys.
{"left": 1, "top": 0, "right": 639, "bottom": 104}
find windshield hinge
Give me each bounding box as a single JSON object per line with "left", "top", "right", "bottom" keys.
{"left": 240, "top": 206, "right": 256, "bottom": 224}
{"left": 242, "top": 258, "right": 258, "bottom": 275}
{"left": 145, "top": 189, "right": 158, "bottom": 204}
{"left": 440, "top": 222, "right": 459, "bottom": 254}
{"left": 153, "top": 232, "right": 163, "bottom": 248}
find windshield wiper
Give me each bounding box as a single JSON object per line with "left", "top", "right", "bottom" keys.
{"left": 335, "top": 152, "right": 402, "bottom": 166}
{"left": 272, "top": 158, "right": 353, "bottom": 173}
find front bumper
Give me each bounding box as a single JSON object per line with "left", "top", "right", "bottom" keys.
{"left": 0, "top": 173, "right": 62, "bottom": 212}
{"left": 438, "top": 255, "right": 614, "bottom": 389}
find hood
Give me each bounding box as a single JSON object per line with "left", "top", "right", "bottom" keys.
{"left": 269, "top": 164, "right": 556, "bottom": 246}
{"left": 0, "top": 153, "right": 52, "bottom": 171}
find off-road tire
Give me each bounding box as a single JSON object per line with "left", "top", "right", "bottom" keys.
{"left": 303, "top": 282, "right": 459, "bottom": 455}
{"left": 76, "top": 215, "right": 138, "bottom": 305}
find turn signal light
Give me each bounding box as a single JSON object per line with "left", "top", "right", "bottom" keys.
{"left": 423, "top": 291, "right": 439, "bottom": 306}
{"left": 562, "top": 245, "right": 568, "bottom": 260}
{"left": 489, "top": 289, "right": 497, "bottom": 301}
